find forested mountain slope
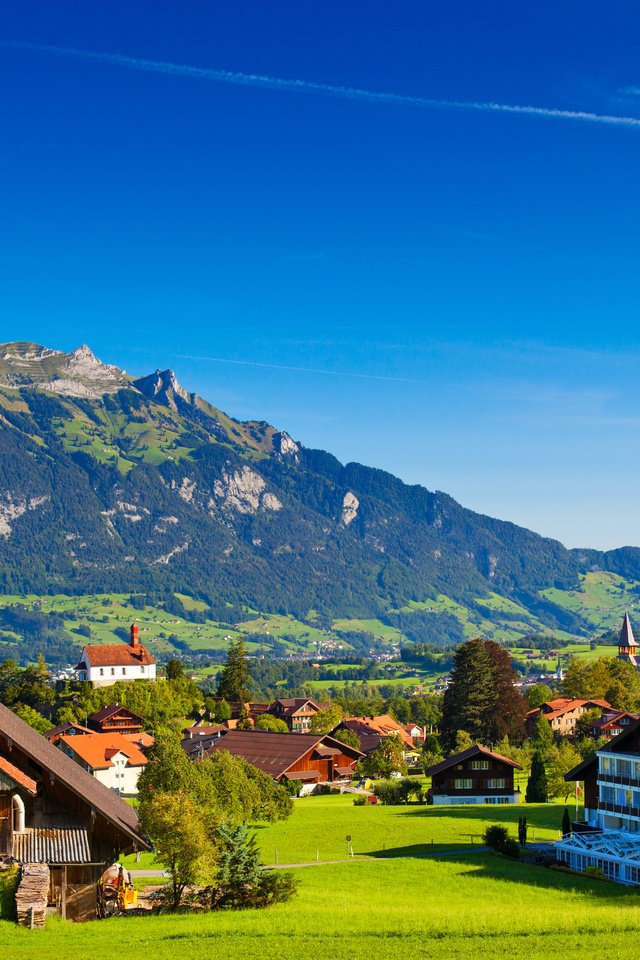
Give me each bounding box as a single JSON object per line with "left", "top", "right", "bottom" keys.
{"left": 0, "top": 341, "right": 638, "bottom": 647}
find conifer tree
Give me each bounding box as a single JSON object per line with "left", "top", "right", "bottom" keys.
{"left": 525, "top": 750, "right": 548, "bottom": 803}
{"left": 562, "top": 806, "right": 571, "bottom": 836}
{"left": 217, "top": 638, "right": 252, "bottom": 702}
{"left": 441, "top": 638, "right": 497, "bottom": 751}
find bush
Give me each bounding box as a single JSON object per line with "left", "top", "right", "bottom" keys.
{"left": 283, "top": 779, "right": 302, "bottom": 797}
{"left": 585, "top": 865, "right": 606, "bottom": 880}
{"left": 0, "top": 868, "right": 19, "bottom": 920}
{"left": 502, "top": 838, "right": 520, "bottom": 859}
{"left": 484, "top": 825, "right": 510, "bottom": 852}
{"left": 353, "top": 795, "right": 367, "bottom": 806}
{"left": 374, "top": 780, "right": 403, "bottom": 805}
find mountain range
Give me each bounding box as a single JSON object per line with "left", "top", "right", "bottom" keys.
{"left": 0, "top": 340, "right": 638, "bottom": 651}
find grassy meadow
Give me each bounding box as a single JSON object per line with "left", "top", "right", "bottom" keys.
{"left": 4, "top": 854, "right": 640, "bottom": 960}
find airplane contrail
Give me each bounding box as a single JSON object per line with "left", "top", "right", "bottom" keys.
{"left": 175, "top": 354, "right": 422, "bottom": 384}
{"left": 6, "top": 40, "right": 640, "bottom": 130}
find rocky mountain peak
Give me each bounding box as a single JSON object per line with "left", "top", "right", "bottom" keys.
{"left": 0, "top": 341, "right": 127, "bottom": 397}
{"left": 133, "top": 368, "right": 191, "bottom": 411}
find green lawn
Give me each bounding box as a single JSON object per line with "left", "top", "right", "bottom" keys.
{"left": 3, "top": 855, "right": 640, "bottom": 960}
{"left": 253, "top": 793, "right": 573, "bottom": 864}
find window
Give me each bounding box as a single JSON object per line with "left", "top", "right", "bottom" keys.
{"left": 99, "top": 668, "right": 104, "bottom": 676}
{"left": 454, "top": 778, "right": 472, "bottom": 789}
{"left": 488, "top": 778, "right": 506, "bottom": 789}
{"left": 122, "top": 668, "right": 126, "bottom": 675}
{"left": 472, "top": 760, "right": 489, "bottom": 770}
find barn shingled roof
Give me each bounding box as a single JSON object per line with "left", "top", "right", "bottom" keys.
{"left": 201, "top": 730, "right": 362, "bottom": 779}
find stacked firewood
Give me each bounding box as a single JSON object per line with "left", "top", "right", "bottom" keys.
{"left": 16, "top": 863, "right": 50, "bottom": 928}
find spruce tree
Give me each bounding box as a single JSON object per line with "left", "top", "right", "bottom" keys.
{"left": 441, "top": 638, "right": 497, "bottom": 751}
{"left": 562, "top": 806, "right": 571, "bottom": 836}
{"left": 217, "top": 639, "right": 252, "bottom": 702}
{"left": 525, "top": 750, "right": 549, "bottom": 803}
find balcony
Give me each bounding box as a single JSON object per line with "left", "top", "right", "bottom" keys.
{"left": 597, "top": 773, "right": 640, "bottom": 788}
{"left": 598, "top": 800, "right": 640, "bottom": 819}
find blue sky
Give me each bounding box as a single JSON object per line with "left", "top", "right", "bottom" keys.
{"left": 2, "top": 2, "right": 640, "bottom": 550}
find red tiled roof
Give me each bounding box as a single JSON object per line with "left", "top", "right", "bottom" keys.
{"left": 342, "top": 715, "right": 414, "bottom": 747}
{"left": 0, "top": 755, "right": 37, "bottom": 794}
{"left": 122, "top": 732, "right": 154, "bottom": 748}
{"left": 423, "top": 744, "right": 523, "bottom": 778}
{"left": 59, "top": 733, "right": 148, "bottom": 771}
{"left": 79, "top": 644, "right": 155, "bottom": 667}
{"left": 528, "top": 699, "right": 611, "bottom": 721}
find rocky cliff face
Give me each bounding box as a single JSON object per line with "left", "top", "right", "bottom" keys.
{"left": 0, "top": 342, "right": 127, "bottom": 397}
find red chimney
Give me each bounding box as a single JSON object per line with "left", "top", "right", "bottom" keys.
{"left": 130, "top": 623, "right": 139, "bottom": 648}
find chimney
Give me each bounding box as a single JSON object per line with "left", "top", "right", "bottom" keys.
{"left": 130, "top": 623, "right": 139, "bottom": 648}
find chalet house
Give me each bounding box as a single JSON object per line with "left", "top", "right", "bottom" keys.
{"left": 526, "top": 698, "right": 611, "bottom": 737}
{"left": 76, "top": 624, "right": 156, "bottom": 687}
{"left": 592, "top": 710, "right": 640, "bottom": 740}
{"left": 423, "top": 745, "right": 523, "bottom": 805}
{"left": 0, "top": 702, "right": 150, "bottom": 921}
{"left": 268, "top": 698, "right": 321, "bottom": 733}
{"left": 195, "top": 730, "right": 363, "bottom": 791}
{"left": 334, "top": 715, "right": 415, "bottom": 754}
{"left": 56, "top": 732, "right": 150, "bottom": 796}
{"left": 46, "top": 721, "right": 93, "bottom": 743}
{"left": 557, "top": 718, "right": 640, "bottom": 884}
{"left": 87, "top": 704, "right": 144, "bottom": 735}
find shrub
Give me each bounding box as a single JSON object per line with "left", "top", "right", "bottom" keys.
{"left": 585, "top": 865, "right": 606, "bottom": 880}
{"left": 502, "top": 838, "right": 520, "bottom": 859}
{"left": 353, "top": 795, "right": 367, "bottom": 806}
{"left": 484, "top": 825, "right": 509, "bottom": 852}
{"left": 0, "top": 868, "right": 19, "bottom": 920}
{"left": 283, "top": 779, "right": 303, "bottom": 798}
{"left": 374, "top": 780, "right": 403, "bottom": 805}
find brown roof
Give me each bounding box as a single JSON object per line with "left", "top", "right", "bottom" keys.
{"left": 88, "top": 704, "right": 145, "bottom": 724}
{"left": 59, "top": 733, "right": 148, "bottom": 770}
{"left": 201, "top": 730, "right": 363, "bottom": 779}
{"left": 46, "top": 721, "right": 93, "bottom": 741}
{"left": 0, "top": 755, "right": 37, "bottom": 794}
{"left": 79, "top": 643, "right": 155, "bottom": 667}
{"left": 0, "top": 702, "right": 150, "bottom": 849}
{"left": 423, "top": 744, "right": 523, "bottom": 778}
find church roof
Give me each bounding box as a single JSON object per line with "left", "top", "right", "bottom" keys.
{"left": 619, "top": 612, "right": 637, "bottom": 648}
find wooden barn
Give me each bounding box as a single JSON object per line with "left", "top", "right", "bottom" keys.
{"left": 0, "top": 702, "right": 151, "bottom": 922}
{"left": 196, "top": 729, "right": 363, "bottom": 788}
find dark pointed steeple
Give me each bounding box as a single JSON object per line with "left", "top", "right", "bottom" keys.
{"left": 619, "top": 612, "right": 637, "bottom": 650}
